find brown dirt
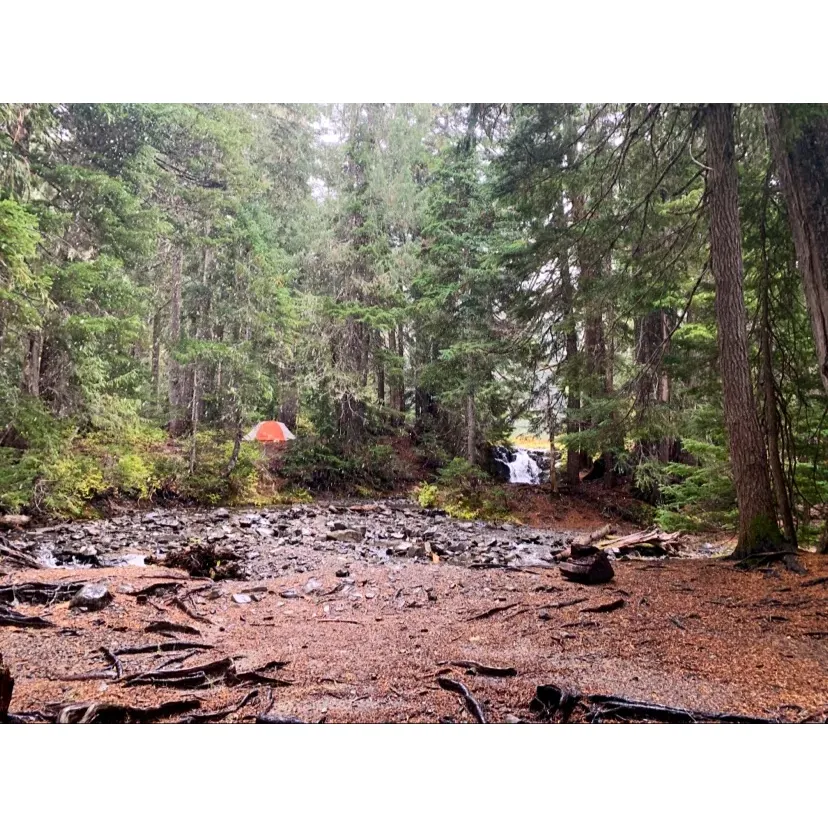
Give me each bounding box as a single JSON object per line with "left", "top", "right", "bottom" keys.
{"left": 503, "top": 483, "right": 645, "bottom": 532}
{"left": 2, "top": 547, "right": 827, "bottom": 723}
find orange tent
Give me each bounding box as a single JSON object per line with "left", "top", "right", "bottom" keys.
{"left": 242, "top": 421, "right": 296, "bottom": 442}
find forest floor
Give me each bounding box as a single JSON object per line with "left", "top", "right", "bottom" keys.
{"left": 2, "top": 490, "right": 826, "bottom": 723}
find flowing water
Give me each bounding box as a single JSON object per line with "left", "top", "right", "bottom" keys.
{"left": 492, "top": 446, "right": 547, "bottom": 484}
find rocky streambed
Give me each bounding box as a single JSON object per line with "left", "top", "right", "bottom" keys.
{"left": 3, "top": 500, "right": 574, "bottom": 579}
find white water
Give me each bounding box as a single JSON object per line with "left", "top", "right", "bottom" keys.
{"left": 504, "top": 448, "right": 542, "bottom": 484}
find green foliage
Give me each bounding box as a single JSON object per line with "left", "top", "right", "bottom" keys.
{"left": 280, "top": 438, "right": 408, "bottom": 493}
{"left": 651, "top": 440, "right": 737, "bottom": 532}
{"left": 415, "top": 457, "right": 509, "bottom": 520}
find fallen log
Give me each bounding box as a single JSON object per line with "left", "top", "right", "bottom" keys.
{"left": 530, "top": 682, "right": 778, "bottom": 723}
{"left": 571, "top": 524, "right": 613, "bottom": 549}
{"left": 437, "top": 677, "right": 487, "bottom": 723}
{"left": 599, "top": 527, "right": 684, "bottom": 557}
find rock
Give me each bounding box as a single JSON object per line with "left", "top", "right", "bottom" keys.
{"left": 303, "top": 578, "right": 323, "bottom": 595}
{"left": 73, "top": 545, "right": 99, "bottom": 562}
{"left": 69, "top": 583, "right": 113, "bottom": 611}
{"left": 0, "top": 514, "right": 32, "bottom": 530}
{"left": 326, "top": 520, "right": 348, "bottom": 531}
{"left": 335, "top": 569, "right": 350, "bottom": 578}
{"left": 279, "top": 589, "right": 300, "bottom": 599}
{"left": 232, "top": 593, "right": 252, "bottom": 604}
{"left": 326, "top": 529, "right": 365, "bottom": 543}
{"left": 211, "top": 508, "right": 230, "bottom": 521}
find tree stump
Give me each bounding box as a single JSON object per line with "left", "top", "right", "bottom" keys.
{"left": 560, "top": 550, "right": 614, "bottom": 584}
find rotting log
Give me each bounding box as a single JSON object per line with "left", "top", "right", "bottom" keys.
{"left": 560, "top": 551, "right": 615, "bottom": 585}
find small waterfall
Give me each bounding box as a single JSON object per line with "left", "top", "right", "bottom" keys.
{"left": 491, "top": 446, "right": 545, "bottom": 484}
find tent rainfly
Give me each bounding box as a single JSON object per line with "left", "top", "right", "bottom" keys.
{"left": 242, "top": 421, "right": 296, "bottom": 442}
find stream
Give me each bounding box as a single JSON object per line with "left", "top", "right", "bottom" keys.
{"left": 2, "top": 500, "right": 573, "bottom": 579}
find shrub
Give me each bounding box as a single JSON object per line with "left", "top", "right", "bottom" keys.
{"left": 415, "top": 457, "right": 508, "bottom": 520}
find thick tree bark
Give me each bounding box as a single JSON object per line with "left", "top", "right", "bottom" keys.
{"left": 705, "top": 103, "right": 782, "bottom": 556}
{"left": 278, "top": 390, "right": 298, "bottom": 431}
{"left": 765, "top": 104, "right": 828, "bottom": 396}
{"left": 561, "top": 246, "right": 582, "bottom": 489}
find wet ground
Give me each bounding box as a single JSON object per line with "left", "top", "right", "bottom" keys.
{"left": 2, "top": 500, "right": 827, "bottom": 723}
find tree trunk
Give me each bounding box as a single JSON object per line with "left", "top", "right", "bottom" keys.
{"left": 224, "top": 406, "right": 243, "bottom": 477}
{"left": 466, "top": 390, "right": 476, "bottom": 465}
{"left": 376, "top": 330, "right": 386, "bottom": 406}
{"left": 602, "top": 298, "right": 616, "bottom": 489}
{"left": 759, "top": 169, "right": 797, "bottom": 545}
{"left": 765, "top": 104, "right": 828, "bottom": 396}
{"left": 22, "top": 330, "right": 43, "bottom": 397}
{"left": 278, "top": 389, "right": 298, "bottom": 431}
{"left": 396, "top": 322, "right": 406, "bottom": 415}
{"left": 167, "top": 246, "right": 185, "bottom": 434}
{"left": 189, "top": 365, "right": 200, "bottom": 474}
{"left": 547, "top": 388, "right": 558, "bottom": 497}
{"left": 151, "top": 308, "right": 162, "bottom": 403}
{"left": 636, "top": 308, "right": 674, "bottom": 463}
{"left": 561, "top": 245, "right": 582, "bottom": 489}
{"left": 706, "top": 103, "right": 782, "bottom": 557}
